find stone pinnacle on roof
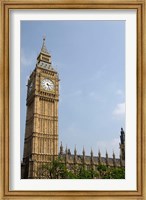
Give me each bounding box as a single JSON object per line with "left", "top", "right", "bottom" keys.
{"left": 82, "top": 146, "right": 85, "bottom": 155}
{"left": 41, "top": 36, "right": 50, "bottom": 55}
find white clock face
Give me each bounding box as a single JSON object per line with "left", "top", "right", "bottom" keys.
{"left": 41, "top": 79, "right": 54, "bottom": 91}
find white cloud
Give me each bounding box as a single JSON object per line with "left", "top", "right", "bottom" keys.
{"left": 113, "top": 102, "right": 125, "bottom": 116}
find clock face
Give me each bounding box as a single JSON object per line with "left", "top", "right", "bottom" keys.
{"left": 41, "top": 78, "right": 54, "bottom": 91}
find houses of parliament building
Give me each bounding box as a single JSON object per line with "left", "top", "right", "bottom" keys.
{"left": 21, "top": 38, "right": 125, "bottom": 179}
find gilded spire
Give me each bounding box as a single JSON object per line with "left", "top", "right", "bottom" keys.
{"left": 41, "top": 36, "right": 50, "bottom": 55}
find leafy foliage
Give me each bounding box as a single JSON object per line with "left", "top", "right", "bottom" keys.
{"left": 38, "top": 158, "right": 125, "bottom": 179}
{"left": 97, "top": 164, "right": 125, "bottom": 179}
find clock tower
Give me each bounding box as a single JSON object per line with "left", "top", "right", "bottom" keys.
{"left": 21, "top": 38, "right": 59, "bottom": 179}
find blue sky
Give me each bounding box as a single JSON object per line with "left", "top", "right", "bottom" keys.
{"left": 21, "top": 20, "right": 125, "bottom": 159}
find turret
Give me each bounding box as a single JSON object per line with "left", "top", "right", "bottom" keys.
{"left": 90, "top": 149, "right": 94, "bottom": 165}
{"left": 82, "top": 147, "right": 85, "bottom": 165}
{"left": 120, "top": 128, "right": 125, "bottom": 144}
{"left": 113, "top": 151, "right": 116, "bottom": 167}
{"left": 119, "top": 128, "right": 125, "bottom": 161}
{"left": 74, "top": 146, "right": 77, "bottom": 164}
{"left": 98, "top": 150, "right": 101, "bottom": 165}
{"left": 59, "top": 142, "right": 63, "bottom": 155}
{"left": 65, "top": 146, "right": 68, "bottom": 165}
{"left": 90, "top": 149, "right": 95, "bottom": 171}
{"left": 106, "top": 151, "right": 109, "bottom": 166}
{"left": 120, "top": 154, "right": 123, "bottom": 167}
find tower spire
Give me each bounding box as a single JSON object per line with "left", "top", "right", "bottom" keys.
{"left": 37, "top": 36, "right": 52, "bottom": 69}
{"left": 41, "top": 36, "right": 50, "bottom": 55}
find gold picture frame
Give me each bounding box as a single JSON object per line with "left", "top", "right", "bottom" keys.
{"left": 0, "top": 0, "right": 145, "bottom": 199}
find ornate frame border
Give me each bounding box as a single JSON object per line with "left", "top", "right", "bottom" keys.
{"left": 0, "top": 0, "right": 145, "bottom": 199}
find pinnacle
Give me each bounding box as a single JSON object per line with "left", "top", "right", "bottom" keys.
{"left": 41, "top": 36, "right": 50, "bottom": 55}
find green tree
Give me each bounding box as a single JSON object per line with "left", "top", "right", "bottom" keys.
{"left": 78, "top": 166, "right": 99, "bottom": 179}
{"left": 38, "top": 158, "right": 68, "bottom": 179}
{"left": 110, "top": 167, "right": 125, "bottom": 179}
{"left": 97, "top": 165, "right": 125, "bottom": 179}
{"left": 38, "top": 158, "right": 125, "bottom": 179}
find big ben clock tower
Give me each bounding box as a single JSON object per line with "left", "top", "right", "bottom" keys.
{"left": 21, "top": 37, "right": 59, "bottom": 179}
